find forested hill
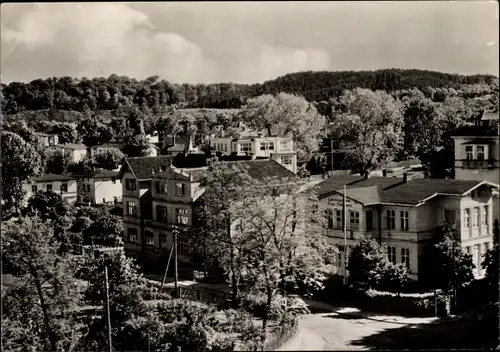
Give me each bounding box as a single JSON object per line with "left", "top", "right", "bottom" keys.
{"left": 1, "top": 69, "right": 497, "bottom": 115}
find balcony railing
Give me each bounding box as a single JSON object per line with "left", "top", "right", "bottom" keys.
{"left": 461, "top": 159, "right": 496, "bottom": 169}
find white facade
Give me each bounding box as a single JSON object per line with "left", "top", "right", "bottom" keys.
{"left": 210, "top": 136, "right": 298, "bottom": 174}
{"left": 78, "top": 175, "right": 122, "bottom": 204}
{"left": 49, "top": 144, "right": 88, "bottom": 163}
{"left": 23, "top": 177, "right": 78, "bottom": 204}
{"left": 452, "top": 135, "right": 499, "bottom": 184}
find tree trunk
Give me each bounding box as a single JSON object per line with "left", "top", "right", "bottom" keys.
{"left": 229, "top": 243, "right": 239, "bottom": 308}
{"left": 267, "top": 124, "right": 272, "bottom": 136}
{"left": 33, "top": 274, "right": 57, "bottom": 350}
{"left": 262, "top": 289, "right": 273, "bottom": 331}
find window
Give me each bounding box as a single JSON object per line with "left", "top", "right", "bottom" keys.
{"left": 240, "top": 142, "right": 251, "bottom": 152}
{"left": 61, "top": 182, "right": 68, "bottom": 193}
{"left": 156, "top": 205, "right": 167, "bottom": 222}
{"left": 145, "top": 231, "right": 154, "bottom": 246}
{"left": 260, "top": 141, "right": 274, "bottom": 150}
{"left": 175, "top": 183, "right": 186, "bottom": 196}
{"left": 111, "top": 177, "right": 116, "bottom": 184}
{"left": 178, "top": 239, "right": 191, "bottom": 255}
{"left": 485, "top": 242, "right": 491, "bottom": 251}
{"left": 155, "top": 181, "right": 160, "bottom": 193}
{"left": 473, "top": 207, "right": 480, "bottom": 227}
{"left": 327, "top": 209, "right": 334, "bottom": 228}
{"left": 477, "top": 146, "right": 485, "bottom": 161}
{"left": 87, "top": 184, "right": 91, "bottom": 192}
{"left": 125, "top": 179, "right": 137, "bottom": 191}
{"left": 281, "top": 156, "right": 293, "bottom": 165}
{"left": 464, "top": 209, "right": 470, "bottom": 228}
{"left": 466, "top": 246, "right": 471, "bottom": 254}
{"left": 465, "top": 146, "right": 473, "bottom": 160}
{"left": 482, "top": 206, "right": 488, "bottom": 227}
{"left": 128, "top": 228, "right": 138, "bottom": 243}
{"left": 176, "top": 208, "right": 189, "bottom": 225}
{"left": 386, "top": 210, "right": 396, "bottom": 230}
{"left": 387, "top": 246, "right": 396, "bottom": 264}
{"left": 224, "top": 144, "right": 228, "bottom": 152}
{"left": 401, "top": 248, "right": 410, "bottom": 270}
{"left": 127, "top": 201, "right": 137, "bottom": 216}
{"left": 400, "top": 211, "right": 409, "bottom": 231}
{"left": 31, "top": 185, "right": 38, "bottom": 193}
{"left": 280, "top": 140, "right": 290, "bottom": 150}
{"left": 159, "top": 234, "right": 168, "bottom": 249}
{"left": 335, "top": 210, "right": 342, "bottom": 229}
{"left": 366, "top": 210, "right": 373, "bottom": 231}
{"left": 349, "top": 211, "right": 360, "bottom": 230}
{"left": 46, "top": 184, "right": 53, "bottom": 192}
{"left": 444, "top": 210, "right": 457, "bottom": 228}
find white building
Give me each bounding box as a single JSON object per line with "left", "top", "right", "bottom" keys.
{"left": 23, "top": 174, "right": 78, "bottom": 204}
{"left": 210, "top": 135, "right": 298, "bottom": 174}
{"left": 75, "top": 169, "right": 122, "bottom": 205}
{"left": 316, "top": 175, "right": 499, "bottom": 285}
{"left": 35, "top": 132, "right": 59, "bottom": 147}
{"left": 49, "top": 143, "right": 88, "bottom": 163}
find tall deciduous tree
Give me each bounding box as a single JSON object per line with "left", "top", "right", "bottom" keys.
{"left": 93, "top": 149, "right": 125, "bottom": 170}
{"left": 433, "top": 224, "right": 475, "bottom": 294}
{"left": 329, "top": 89, "right": 404, "bottom": 174}
{"left": 76, "top": 115, "right": 113, "bottom": 148}
{"left": 2, "top": 217, "right": 84, "bottom": 351}
{"left": 1, "top": 131, "right": 43, "bottom": 216}
{"left": 195, "top": 162, "right": 256, "bottom": 307}
{"left": 241, "top": 93, "right": 326, "bottom": 160}
{"left": 241, "top": 178, "right": 331, "bottom": 329}
{"left": 122, "top": 134, "right": 153, "bottom": 157}
{"left": 45, "top": 149, "right": 72, "bottom": 175}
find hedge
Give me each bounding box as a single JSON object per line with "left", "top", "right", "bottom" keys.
{"left": 264, "top": 319, "right": 299, "bottom": 351}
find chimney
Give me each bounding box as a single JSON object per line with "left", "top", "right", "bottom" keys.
{"left": 403, "top": 173, "right": 408, "bottom": 183}
{"left": 382, "top": 170, "right": 387, "bottom": 177}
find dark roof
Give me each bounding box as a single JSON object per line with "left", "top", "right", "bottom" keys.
{"left": 317, "top": 176, "right": 488, "bottom": 205}
{"left": 32, "top": 173, "right": 76, "bottom": 182}
{"left": 382, "top": 179, "right": 483, "bottom": 205}
{"left": 315, "top": 176, "right": 402, "bottom": 197}
{"left": 53, "top": 143, "right": 87, "bottom": 150}
{"left": 35, "top": 132, "right": 57, "bottom": 137}
{"left": 450, "top": 125, "right": 499, "bottom": 137}
{"left": 121, "top": 156, "right": 174, "bottom": 180}
{"left": 71, "top": 169, "right": 119, "bottom": 179}
{"left": 153, "top": 159, "right": 298, "bottom": 182}
{"left": 461, "top": 139, "right": 497, "bottom": 145}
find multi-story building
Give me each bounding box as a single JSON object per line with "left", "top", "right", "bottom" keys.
{"left": 451, "top": 110, "right": 499, "bottom": 226}
{"left": 451, "top": 110, "right": 499, "bottom": 184}
{"left": 74, "top": 169, "right": 122, "bottom": 205}
{"left": 209, "top": 135, "right": 297, "bottom": 174}
{"left": 48, "top": 143, "right": 88, "bottom": 163}
{"left": 316, "top": 174, "right": 499, "bottom": 285}
{"left": 119, "top": 157, "right": 297, "bottom": 268}
{"left": 23, "top": 174, "right": 78, "bottom": 204}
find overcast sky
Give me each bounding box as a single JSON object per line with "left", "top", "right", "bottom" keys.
{"left": 1, "top": 1, "right": 498, "bottom": 84}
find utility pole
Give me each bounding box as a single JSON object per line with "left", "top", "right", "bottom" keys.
{"left": 159, "top": 242, "right": 175, "bottom": 293}
{"left": 104, "top": 267, "right": 113, "bottom": 352}
{"left": 343, "top": 184, "right": 348, "bottom": 286}
{"left": 174, "top": 226, "right": 179, "bottom": 298}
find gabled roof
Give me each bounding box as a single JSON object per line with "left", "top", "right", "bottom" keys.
{"left": 315, "top": 176, "right": 402, "bottom": 197}
{"left": 118, "top": 156, "right": 174, "bottom": 181}
{"left": 53, "top": 143, "right": 87, "bottom": 150}
{"left": 317, "top": 176, "right": 498, "bottom": 206}
{"left": 32, "top": 173, "right": 76, "bottom": 182}
{"left": 71, "top": 169, "right": 118, "bottom": 179}
{"left": 35, "top": 132, "right": 57, "bottom": 137}
{"left": 461, "top": 139, "right": 497, "bottom": 145}
{"left": 152, "top": 159, "right": 298, "bottom": 183}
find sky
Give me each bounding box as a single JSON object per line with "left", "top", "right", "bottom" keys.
{"left": 1, "top": 1, "right": 498, "bottom": 84}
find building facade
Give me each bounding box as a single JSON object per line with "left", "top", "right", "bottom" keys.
{"left": 48, "top": 143, "right": 88, "bottom": 163}
{"left": 316, "top": 175, "right": 498, "bottom": 285}
{"left": 210, "top": 135, "right": 298, "bottom": 174}
{"left": 75, "top": 170, "right": 122, "bottom": 205}
{"left": 23, "top": 174, "right": 78, "bottom": 204}
{"left": 36, "top": 132, "right": 59, "bottom": 147}
{"left": 119, "top": 157, "right": 297, "bottom": 269}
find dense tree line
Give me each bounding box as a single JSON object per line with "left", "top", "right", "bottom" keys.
{"left": 2, "top": 69, "right": 497, "bottom": 115}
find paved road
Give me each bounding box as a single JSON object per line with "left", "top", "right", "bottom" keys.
{"left": 279, "top": 300, "right": 438, "bottom": 351}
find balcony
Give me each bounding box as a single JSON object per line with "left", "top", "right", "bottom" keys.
{"left": 461, "top": 159, "right": 496, "bottom": 170}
